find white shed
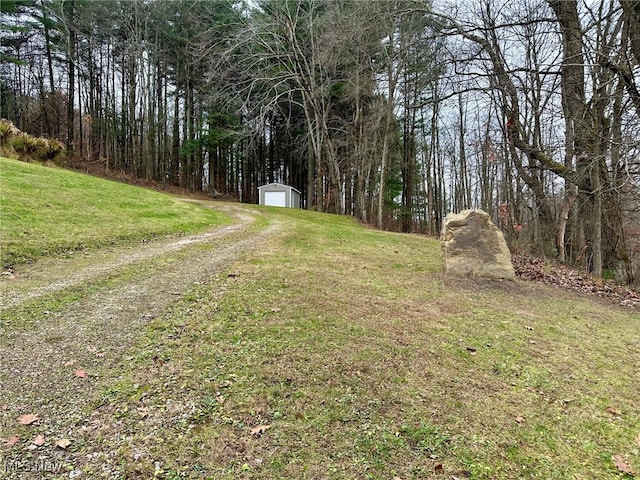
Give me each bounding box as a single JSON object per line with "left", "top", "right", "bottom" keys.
{"left": 258, "top": 183, "right": 302, "bottom": 208}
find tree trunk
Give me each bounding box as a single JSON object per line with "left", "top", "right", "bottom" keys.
{"left": 548, "top": 0, "right": 603, "bottom": 273}
{"left": 65, "top": 0, "right": 76, "bottom": 153}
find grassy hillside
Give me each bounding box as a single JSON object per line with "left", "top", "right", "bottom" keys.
{"left": 0, "top": 158, "right": 638, "bottom": 478}
{"left": 0, "top": 157, "right": 228, "bottom": 266}
{"left": 94, "top": 207, "right": 640, "bottom": 479}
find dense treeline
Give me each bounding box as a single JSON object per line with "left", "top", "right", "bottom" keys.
{"left": 1, "top": 0, "right": 639, "bottom": 284}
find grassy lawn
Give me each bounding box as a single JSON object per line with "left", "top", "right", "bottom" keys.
{"left": 0, "top": 157, "right": 229, "bottom": 267}
{"left": 93, "top": 207, "right": 640, "bottom": 479}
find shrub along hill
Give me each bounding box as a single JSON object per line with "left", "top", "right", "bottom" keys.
{"left": 0, "top": 156, "right": 229, "bottom": 267}
{"left": 0, "top": 119, "right": 66, "bottom": 165}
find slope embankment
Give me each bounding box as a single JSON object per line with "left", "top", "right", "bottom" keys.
{"left": 1, "top": 158, "right": 638, "bottom": 479}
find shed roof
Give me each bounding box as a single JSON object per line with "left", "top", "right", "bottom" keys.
{"left": 258, "top": 182, "right": 301, "bottom": 194}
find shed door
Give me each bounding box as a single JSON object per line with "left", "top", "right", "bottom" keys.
{"left": 264, "top": 191, "right": 287, "bottom": 207}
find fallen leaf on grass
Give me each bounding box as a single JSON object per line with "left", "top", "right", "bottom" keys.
{"left": 6, "top": 435, "right": 20, "bottom": 446}
{"left": 55, "top": 438, "right": 72, "bottom": 449}
{"left": 17, "top": 414, "right": 39, "bottom": 425}
{"left": 453, "top": 470, "right": 472, "bottom": 479}
{"left": 612, "top": 455, "right": 635, "bottom": 476}
{"left": 153, "top": 356, "right": 166, "bottom": 366}
{"left": 250, "top": 424, "right": 272, "bottom": 436}
{"left": 33, "top": 435, "right": 45, "bottom": 446}
{"left": 74, "top": 370, "right": 87, "bottom": 378}
{"left": 434, "top": 463, "right": 444, "bottom": 474}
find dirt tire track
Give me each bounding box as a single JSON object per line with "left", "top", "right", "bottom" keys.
{"left": 0, "top": 203, "right": 259, "bottom": 312}
{"left": 0, "top": 202, "right": 280, "bottom": 479}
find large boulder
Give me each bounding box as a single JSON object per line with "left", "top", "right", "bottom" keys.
{"left": 441, "top": 209, "right": 515, "bottom": 280}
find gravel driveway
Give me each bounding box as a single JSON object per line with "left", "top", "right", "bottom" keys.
{"left": 0, "top": 202, "right": 281, "bottom": 479}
